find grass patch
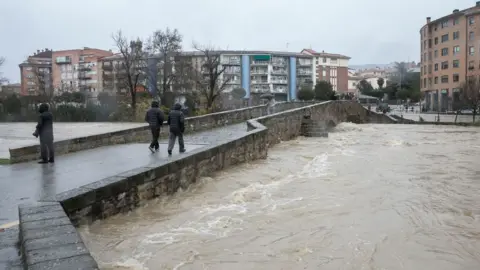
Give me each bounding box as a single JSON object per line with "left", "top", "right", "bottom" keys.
{"left": 0, "top": 158, "right": 10, "bottom": 165}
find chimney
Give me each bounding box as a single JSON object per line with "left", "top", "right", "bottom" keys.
{"left": 37, "top": 50, "right": 40, "bottom": 54}
{"left": 426, "top": 17, "right": 431, "bottom": 23}
{"left": 453, "top": 9, "right": 459, "bottom": 13}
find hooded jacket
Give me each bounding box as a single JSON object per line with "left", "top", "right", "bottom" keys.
{"left": 167, "top": 103, "right": 185, "bottom": 134}
{"left": 35, "top": 103, "right": 54, "bottom": 141}
{"left": 145, "top": 101, "right": 165, "bottom": 128}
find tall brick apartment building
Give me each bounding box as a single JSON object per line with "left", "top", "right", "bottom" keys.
{"left": 301, "top": 49, "right": 351, "bottom": 92}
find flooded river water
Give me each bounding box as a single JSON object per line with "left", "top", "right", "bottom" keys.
{"left": 79, "top": 123, "right": 480, "bottom": 270}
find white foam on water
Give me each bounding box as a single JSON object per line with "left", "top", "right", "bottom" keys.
{"left": 297, "top": 153, "right": 332, "bottom": 178}
{"left": 334, "top": 122, "right": 364, "bottom": 132}
{"left": 104, "top": 258, "right": 147, "bottom": 270}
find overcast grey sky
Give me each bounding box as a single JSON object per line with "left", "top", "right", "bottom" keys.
{"left": 0, "top": 0, "right": 474, "bottom": 82}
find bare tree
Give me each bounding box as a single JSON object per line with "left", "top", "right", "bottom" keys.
{"left": 460, "top": 75, "right": 480, "bottom": 123}
{"left": 0, "top": 57, "right": 8, "bottom": 85}
{"left": 148, "top": 28, "right": 182, "bottom": 102}
{"left": 192, "top": 43, "right": 231, "bottom": 111}
{"left": 112, "top": 30, "right": 146, "bottom": 115}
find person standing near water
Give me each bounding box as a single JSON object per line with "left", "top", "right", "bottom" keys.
{"left": 32, "top": 103, "right": 54, "bottom": 164}
{"left": 145, "top": 100, "right": 165, "bottom": 153}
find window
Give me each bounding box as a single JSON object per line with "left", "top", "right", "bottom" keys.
{"left": 453, "top": 46, "right": 460, "bottom": 55}
{"left": 434, "top": 63, "right": 439, "bottom": 71}
{"left": 428, "top": 51, "right": 432, "bottom": 60}
{"left": 25, "top": 67, "right": 32, "bottom": 71}
{"left": 441, "top": 75, "right": 449, "bottom": 83}
{"left": 453, "top": 74, "right": 459, "bottom": 82}
{"left": 423, "top": 53, "right": 426, "bottom": 61}
{"left": 322, "top": 57, "right": 326, "bottom": 63}
{"left": 423, "top": 78, "right": 427, "bottom": 88}
{"left": 441, "top": 34, "right": 449, "bottom": 42}
{"left": 470, "top": 46, "right": 475, "bottom": 56}
{"left": 428, "top": 39, "right": 432, "bottom": 48}
{"left": 428, "top": 64, "right": 432, "bottom": 73}
{"left": 454, "top": 18, "right": 459, "bottom": 25}
{"left": 453, "top": 31, "right": 460, "bottom": 40}
{"left": 442, "top": 20, "right": 448, "bottom": 28}
{"left": 470, "top": 31, "right": 475, "bottom": 40}
{"left": 424, "top": 65, "right": 427, "bottom": 74}
{"left": 434, "top": 50, "right": 438, "bottom": 58}
{"left": 469, "top": 60, "right": 475, "bottom": 69}
{"left": 469, "top": 16, "right": 475, "bottom": 25}
{"left": 441, "top": 48, "right": 449, "bottom": 56}
{"left": 453, "top": 60, "right": 460, "bottom": 68}
{"left": 434, "top": 37, "right": 438, "bottom": 45}
{"left": 434, "top": 77, "right": 438, "bottom": 84}
{"left": 441, "top": 61, "right": 449, "bottom": 69}
{"left": 423, "top": 41, "right": 427, "bottom": 50}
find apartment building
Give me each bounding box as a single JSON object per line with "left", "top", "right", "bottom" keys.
{"left": 301, "top": 49, "right": 350, "bottom": 92}
{"left": 19, "top": 49, "right": 53, "bottom": 96}
{"left": 420, "top": 1, "right": 480, "bottom": 111}
{"left": 52, "top": 48, "right": 113, "bottom": 94}
{"left": 18, "top": 47, "right": 113, "bottom": 96}
{"left": 99, "top": 50, "right": 316, "bottom": 101}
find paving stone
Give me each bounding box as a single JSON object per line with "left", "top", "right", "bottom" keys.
{"left": 21, "top": 224, "right": 77, "bottom": 242}
{"left": 26, "top": 242, "right": 89, "bottom": 265}
{"left": 28, "top": 254, "right": 98, "bottom": 270}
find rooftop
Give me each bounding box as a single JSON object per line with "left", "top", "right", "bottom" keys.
{"left": 425, "top": 2, "right": 480, "bottom": 26}
{"left": 301, "top": 49, "right": 351, "bottom": 60}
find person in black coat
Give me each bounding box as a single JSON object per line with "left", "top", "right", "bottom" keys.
{"left": 167, "top": 103, "right": 185, "bottom": 155}
{"left": 32, "top": 103, "right": 54, "bottom": 164}
{"left": 145, "top": 100, "right": 165, "bottom": 152}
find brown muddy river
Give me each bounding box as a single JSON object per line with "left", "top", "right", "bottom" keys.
{"left": 79, "top": 123, "right": 480, "bottom": 270}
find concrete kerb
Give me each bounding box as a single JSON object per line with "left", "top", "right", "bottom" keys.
{"left": 15, "top": 100, "right": 351, "bottom": 269}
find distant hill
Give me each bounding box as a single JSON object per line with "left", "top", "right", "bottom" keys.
{"left": 349, "top": 64, "right": 393, "bottom": 70}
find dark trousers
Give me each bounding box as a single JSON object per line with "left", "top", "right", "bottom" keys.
{"left": 149, "top": 127, "right": 160, "bottom": 149}
{"left": 40, "top": 137, "right": 54, "bottom": 161}
{"left": 167, "top": 131, "right": 184, "bottom": 151}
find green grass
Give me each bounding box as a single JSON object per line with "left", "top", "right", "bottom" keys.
{"left": 0, "top": 158, "right": 10, "bottom": 165}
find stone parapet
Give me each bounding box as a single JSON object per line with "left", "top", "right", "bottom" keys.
{"left": 8, "top": 102, "right": 307, "bottom": 164}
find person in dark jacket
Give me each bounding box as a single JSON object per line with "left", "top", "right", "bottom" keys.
{"left": 145, "top": 100, "right": 165, "bottom": 153}
{"left": 167, "top": 103, "right": 185, "bottom": 155}
{"left": 32, "top": 103, "right": 54, "bottom": 164}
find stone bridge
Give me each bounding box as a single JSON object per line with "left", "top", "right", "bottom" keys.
{"left": 0, "top": 101, "right": 394, "bottom": 270}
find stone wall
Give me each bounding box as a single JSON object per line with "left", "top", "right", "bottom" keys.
{"left": 16, "top": 100, "right": 376, "bottom": 269}
{"left": 8, "top": 102, "right": 305, "bottom": 164}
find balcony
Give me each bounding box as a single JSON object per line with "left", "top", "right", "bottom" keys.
{"left": 297, "top": 61, "right": 312, "bottom": 67}
{"left": 55, "top": 56, "right": 71, "bottom": 64}
{"left": 251, "top": 61, "right": 269, "bottom": 66}
{"left": 251, "top": 87, "right": 270, "bottom": 93}
{"left": 271, "top": 79, "right": 288, "bottom": 84}
{"left": 102, "top": 63, "right": 113, "bottom": 70}
{"left": 251, "top": 80, "right": 269, "bottom": 84}
{"left": 297, "top": 70, "right": 313, "bottom": 76}
{"left": 271, "top": 69, "right": 287, "bottom": 75}
{"left": 78, "top": 65, "right": 91, "bottom": 72}
{"left": 272, "top": 87, "right": 287, "bottom": 93}
{"left": 251, "top": 69, "right": 268, "bottom": 75}
{"left": 78, "top": 72, "right": 91, "bottom": 80}
{"left": 222, "top": 59, "right": 241, "bottom": 65}
{"left": 224, "top": 68, "right": 241, "bottom": 74}
{"left": 272, "top": 61, "right": 287, "bottom": 67}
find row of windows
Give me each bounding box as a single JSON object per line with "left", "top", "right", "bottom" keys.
{"left": 423, "top": 30, "right": 478, "bottom": 51}
{"left": 421, "top": 45, "right": 480, "bottom": 62}
{"left": 422, "top": 74, "right": 460, "bottom": 88}
{"left": 421, "top": 59, "right": 460, "bottom": 74}
{"left": 422, "top": 15, "right": 476, "bottom": 38}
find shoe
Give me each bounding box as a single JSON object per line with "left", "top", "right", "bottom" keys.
{"left": 38, "top": 160, "right": 48, "bottom": 164}
{"left": 48, "top": 158, "right": 54, "bottom": 163}
{"left": 180, "top": 149, "right": 186, "bottom": 153}
{"left": 148, "top": 146, "right": 155, "bottom": 153}
{"left": 168, "top": 150, "right": 172, "bottom": 155}
{"left": 155, "top": 148, "right": 159, "bottom": 152}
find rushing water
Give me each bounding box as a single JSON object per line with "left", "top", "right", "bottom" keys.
{"left": 79, "top": 123, "right": 480, "bottom": 270}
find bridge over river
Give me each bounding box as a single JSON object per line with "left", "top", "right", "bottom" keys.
{"left": 79, "top": 123, "right": 480, "bottom": 270}
{"left": 1, "top": 101, "right": 479, "bottom": 270}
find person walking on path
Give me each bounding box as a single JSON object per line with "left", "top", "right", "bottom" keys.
{"left": 167, "top": 103, "right": 186, "bottom": 155}
{"left": 266, "top": 96, "right": 276, "bottom": 115}
{"left": 145, "top": 100, "right": 165, "bottom": 153}
{"left": 32, "top": 103, "right": 54, "bottom": 164}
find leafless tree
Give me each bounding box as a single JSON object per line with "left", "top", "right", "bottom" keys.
{"left": 460, "top": 75, "right": 480, "bottom": 123}
{"left": 148, "top": 28, "right": 182, "bottom": 102}
{"left": 0, "top": 57, "right": 8, "bottom": 85}
{"left": 192, "top": 43, "right": 231, "bottom": 111}
{"left": 112, "top": 30, "right": 146, "bottom": 114}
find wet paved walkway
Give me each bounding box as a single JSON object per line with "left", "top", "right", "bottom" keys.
{"left": 0, "top": 226, "right": 22, "bottom": 270}
{"left": 0, "top": 122, "right": 146, "bottom": 160}
{"left": 0, "top": 123, "right": 248, "bottom": 224}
